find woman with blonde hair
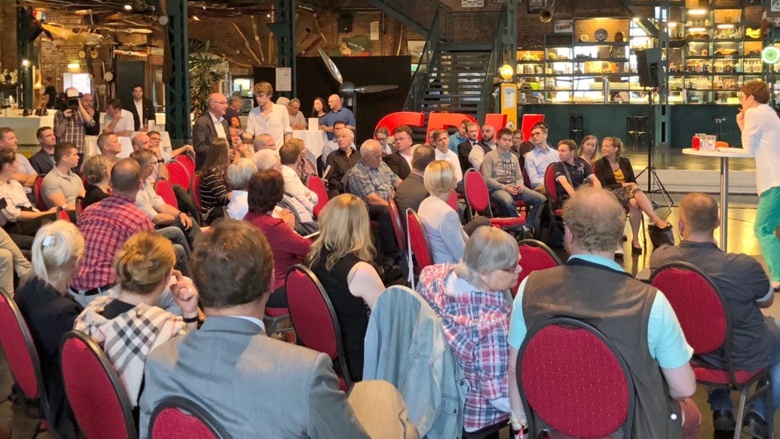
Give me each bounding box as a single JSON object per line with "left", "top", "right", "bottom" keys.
{"left": 418, "top": 160, "right": 490, "bottom": 263}
{"left": 15, "top": 221, "right": 85, "bottom": 438}
{"left": 307, "top": 193, "right": 384, "bottom": 381}
{"left": 578, "top": 134, "right": 599, "bottom": 164}
{"left": 74, "top": 230, "right": 200, "bottom": 413}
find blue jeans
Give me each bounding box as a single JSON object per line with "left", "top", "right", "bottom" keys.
{"left": 707, "top": 319, "right": 780, "bottom": 419}
{"left": 755, "top": 187, "right": 780, "bottom": 283}
{"left": 157, "top": 226, "right": 191, "bottom": 277}
{"left": 489, "top": 187, "right": 546, "bottom": 232}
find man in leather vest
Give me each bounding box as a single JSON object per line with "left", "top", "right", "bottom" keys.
{"left": 507, "top": 187, "right": 701, "bottom": 439}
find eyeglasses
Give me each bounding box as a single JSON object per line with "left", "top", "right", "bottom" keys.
{"left": 499, "top": 263, "right": 522, "bottom": 274}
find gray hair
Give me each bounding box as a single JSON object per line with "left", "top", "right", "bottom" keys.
{"left": 360, "top": 139, "right": 381, "bottom": 155}
{"left": 455, "top": 226, "right": 518, "bottom": 287}
{"left": 276, "top": 97, "right": 290, "bottom": 106}
{"left": 289, "top": 98, "right": 301, "bottom": 105}
{"left": 228, "top": 158, "right": 258, "bottom": 190}
{"left": 31, "top": 221, "right": 84, "bottom": 292}
{"left": 253, "top": 149, "right": 279, "bottom": 171}
{"left": 253, "top": 133, "right": 276, "bottom": 151}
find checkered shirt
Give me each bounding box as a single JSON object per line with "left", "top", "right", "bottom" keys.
{"left": 349, "top": 160, "right": 398, "bottom": 201}
{"left": 54, "top": 109, "right": 94, "bottom": 154}
{"left": 71, "top": 195, "right": 154, "bottom": 291}
{"left": 416, "top": 263, "right": 512, "bottom": 431}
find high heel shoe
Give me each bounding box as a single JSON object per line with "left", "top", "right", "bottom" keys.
{"left": 631, "top": 242, "right": 643, "bottom": 255}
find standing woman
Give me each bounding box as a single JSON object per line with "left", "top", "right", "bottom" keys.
{"left": 578, "top": 134, "right": 599, "bottom": 164}
{"left": 14, "top": 221, "right": 84, "bottom": 438}
{"left": 198, "top": 138, "right": 232, "bottom": 224}
{"left": 737, "top": 80, "right": 780, "bottom": 290}
{"left": 311, "top": 97, "right": 327, "bottom": 119}
{"left": 593, "top": 136, "right": 670, "bottom": 254}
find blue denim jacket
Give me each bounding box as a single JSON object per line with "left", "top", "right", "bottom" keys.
{"left": 363, "top": 286, "right": 468, "bottom": 439}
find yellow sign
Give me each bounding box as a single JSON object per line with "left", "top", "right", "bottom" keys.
{"left": 500, "top": 83, "right": 518, "bottom": 130}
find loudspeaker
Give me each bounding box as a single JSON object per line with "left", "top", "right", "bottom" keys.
{"left": 338, "top": 13, "right": 353, "bottom": 33}
{"left": 635, "top": 48, "right": 661, "bottom": 88}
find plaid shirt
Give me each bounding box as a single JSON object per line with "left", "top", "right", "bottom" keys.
{"left": 416, "top": 263, "right": 512, "bottom": 431}
{"left": 72, "top": 195, "right": 154, "bottom": 291}
{"left": 54, "top": 109, "right": 94, "bottom": 154}
{"left": 349, "top": 160, "right": 398, "bottom": 201}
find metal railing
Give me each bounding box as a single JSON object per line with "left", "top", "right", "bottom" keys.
{"left": 404, "top": 10, "right": 440, "bottom": 111}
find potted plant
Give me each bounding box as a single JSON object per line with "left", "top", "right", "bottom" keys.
{"left": 189, "top": 40, "right": 225, "bottom": 120}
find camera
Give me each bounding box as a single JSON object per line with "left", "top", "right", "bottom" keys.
{"left": 55, "top": 90, "right": 83, "bottom": 112}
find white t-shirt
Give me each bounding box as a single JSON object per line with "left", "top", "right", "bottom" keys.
{"left": 104, "top": 109, "right": 134, "bottom": 134}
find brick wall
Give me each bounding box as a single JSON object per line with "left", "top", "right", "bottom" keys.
{"left": 0, "top": 2, "right": 17, "bottom": 72}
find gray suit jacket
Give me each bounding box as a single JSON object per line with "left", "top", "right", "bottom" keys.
{"left": 139, "top": 316, "right": 371, "bottom": 439}
{"left": 192, "top": 113, "right": 230, "bottom": 171}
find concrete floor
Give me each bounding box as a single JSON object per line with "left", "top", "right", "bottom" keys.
{"left": 1, "top": 191, "right": 779, "bottom": 438}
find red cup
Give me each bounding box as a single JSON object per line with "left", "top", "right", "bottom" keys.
{"left": 692, "top": 136, "right": 700, "bottom": 150}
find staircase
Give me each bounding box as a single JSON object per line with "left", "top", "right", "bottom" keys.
{"left": 417, "top": 43, "right": 493, "bottom": 118}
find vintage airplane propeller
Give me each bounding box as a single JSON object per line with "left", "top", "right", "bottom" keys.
{"left": 317, "top": 47, "right": 397, "bottom": 117}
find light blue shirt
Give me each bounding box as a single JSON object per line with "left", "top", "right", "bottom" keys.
{"left": 508, "top": 254, "right": 693, "bottom": 369}
{"left": 523, "top": 144, "right": 560, "bottom": 188}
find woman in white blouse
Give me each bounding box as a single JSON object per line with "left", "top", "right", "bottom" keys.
{"left": 0, "top": 150, "right": 56, "bottom": 248}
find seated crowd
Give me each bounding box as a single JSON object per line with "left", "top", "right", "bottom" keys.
{"left": 1, "top": 92, "right": 778, "bottom": 439}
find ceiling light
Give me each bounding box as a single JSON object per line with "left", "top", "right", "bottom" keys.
{"left": 21, "top": 59, "right": 30, "bottom": 67}
{"left": 67, "top": 61, "right": 80, "bottom": 69}
{"left": 688, "top": 8, "right": 707, "bottom": 16}
{"left": 688, "top": 27, "right": 706, "bottom": 32}
{"left": 266, "top": 13, "right": 271, "bottom": 18}
{"left": 123, "top": 4, "right": 132, "bottom": 11}
{"left": 192, "top": 15, "right": 200, "bottom": 21}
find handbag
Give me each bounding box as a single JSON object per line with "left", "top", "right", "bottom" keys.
{"left": 647, "top": 224, "right": 675, "bottom": 249}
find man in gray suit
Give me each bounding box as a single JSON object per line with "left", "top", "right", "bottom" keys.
{"left": 139, "top": 219, "right": 416, "bottom": 439}
{"left": 191, "top": 93, "right": 229, "bottom": 171}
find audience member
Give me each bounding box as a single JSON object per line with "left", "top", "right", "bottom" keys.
{"left": 148, "top": 130, "right": 193, "bottom": 160}
{"left": 651, "top": 192, "right": 780, "bottom": 436}
{"left": 74, "top": 231, "right": 199, "bottom": 411}
{"left": 279, "top": 141, "right": 318, "bottom": 215}
{"left": 0, "top": 149, "right": 56, "bottom": 249}
{"left": 126, "top": 85, "right": 155, "bottom": 131}
{"left": 290, "top": 138, "right": 318, "bottom": 183}
{"left": 252, "top": 132, "right": 277, "bottom": 154}
{"left": 81, "top": 155, "right": 110, "bottom": 209}
{"left": 448, "top": 119, "right": 469, "bottom": 153}
{"left": 29, "top": 126, "right": 57, "bottom": 175}
{"left": 246, "top": 82, "right": 292, "bottom": 149}
{"left": 552, "top": 139, "right": 601, "bottom": 203}
{"left": 578, "top": 134, "right": 598, "bottom": 164}
{"left": 416, "top": 226, "right": 515, "bottom": 435}
{"left": 226, "top": 158, "right": 257, "bottom": 220}
{"left": 384, "top": 126, "right": 414, "bottom": 179}
{"left": 244, "top": 170, "right": 311, "bottom": 307}
{"left": 430, "top": 129, "right": 462, "bottom": 183}
{"left": 140, "top": 219, "right": 414, "bottom": 439}
{"left": 224, "top": 94, "right": 243, "bottom": 130}
{"left": 253, "top": 150, "right": 316, "bottom": 234}
{"left": 41, "top": 143, "right": 85, "bottom": 210}
{"left": 192, "top": 93, "right": 230, "bottom": 170}
{"left": 102, "top": 98, "right": 134, "bottom": 137}
{"left": 287, "top": 98, "right": 307, "bottom": 130}
{"left": 320, "top": 94, "right": 356, "bottom": 140}
{"left": 132, "top": 132, "right": 169, "bottom": 183}
{"left": 0, "top": 127, "right": 37, "bottom": 192}
{"left": 320, "top": 120, "right": 348, "bottom": 165}
{"left": 457, "top": 122, "right": 480, "bottom": 174}
{"left": 96, "top": 132, "right": 121, "bottom": 170}
{"left": 54, "top": 87, "right": 96, "bottom": 162}
{"left": 307, "top": 194, "right": 385, "bottom": 381}
{"left": 80, "top": 93, "right": 100, "bottom": 136}
{"left": 468, "top": 124, "right": 496, "bottom": 170}
{"left": 375, "top": 126, "right": 394, "bottom": 156}
{"left": 593, "top": 136, "right": 670, "bottom": 254}
{"left": 511, "top": 129, "right": 532, "bottom": 161}
{"left": 197, "top": 138, "right": 232, "bottom": 224}
{"left": 523, "top": 123, "right": 559, "bottom": 192}
{"left": 394, "top": 144, "right": 435, "bottom": 215}
{"left": 15, "top": 221, "right": 84, "bottom": 438}
{"left": 0, "top": 228, "right": 30, "bottom": 296}
{"left": 508, "top": 187, "right": 700, "bottom": 439}
{"left": 325, "top": 128, "right": 361, "bottom": 198}
{"left": 311, "top": 96, "right": 327, "bottom": 118}
{"left": 481, "top": 128, "right": 545, "bottom": 234}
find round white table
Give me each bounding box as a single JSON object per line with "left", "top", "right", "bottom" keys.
{"left": 682, "top": 147, "right": 754, "bottom": 252}
{"left": 292, "top": 130, "right": 327, "bottom": 158}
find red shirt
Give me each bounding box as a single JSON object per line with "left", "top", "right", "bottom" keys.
{"left": 72, "top": 195, "right": 154, "bottom": 291}
{"left": 244, "top": 211, "right": 312, "bottom": 291}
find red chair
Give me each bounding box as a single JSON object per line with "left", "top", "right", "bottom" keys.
{"left": 149, "top": 396, "right": 231, "bottom": 439}
{"left": 0, "top": 290, "right": 53, "bottom": 438}
{"left": 60, "top": 330, "right": 137, "bottom": 439}
{"left": 175, "top": 154, "right": 196, "bottom": 177}
{"left": 166, "top": 160, "right": 191, "bottom": 188}
{"left": 518, "top": 316, "right": 635, "bottom": 438}
{"left": 34, "top": 175, "right": 48, "bottom": 210}
{"left": 463, "top": 169, "right": 525, "bottom": 230}
{"left": 285, "top": 264, "right": 353, "bottom": 391}
{"left": 542, "top": 163, "right": 565, "bottom": 242}
{"left": 190, "top": 173, "right": 203, "bottom": 212}
{"left": 446, "top": 190, "right": 459, "bottom": 212}
{"left": 387, "top": 198, "right": 407, "bottom": 257}
{"left": 155, "top": 179, "right": 179, "bottom": 209}
{"left": 649, "top": 262, "right": 773, "bottom": 438}
{"left": 514, "top": 239, "right": 562, "bottom": 296}
{"left": 75, "top": 196, "right": 84, "bottom": 222}
{"left": 406, "top": 208, "right": 433, "bottom": 283}
{"left": 306, "top": 175, "right": 329, "bottom": 218}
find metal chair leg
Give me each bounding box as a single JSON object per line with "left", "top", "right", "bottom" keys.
{"left": 733, "top": 387, "right": 749, "bottom": 439}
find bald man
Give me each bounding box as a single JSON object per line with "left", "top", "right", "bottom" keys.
{"left": 192, "top": 93, "right": 230, "bottom": 170}
{"left": 319, "top": 94, "right": 356, "bottom": 141}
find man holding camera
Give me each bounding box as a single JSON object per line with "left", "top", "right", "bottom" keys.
{"left": 54, "top": 87, "right": 96, "bottom": 167}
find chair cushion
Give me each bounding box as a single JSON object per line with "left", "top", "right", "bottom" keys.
{"left": 693, "top": 365, "right": 766, "bottom": 385}
{"left": 265, "top": 307, "right": 289, "bottom": 318}
{"left": 489, "top": 217, "right": 525, "bottom": 228}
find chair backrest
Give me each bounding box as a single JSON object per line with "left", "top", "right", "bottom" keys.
{"left": 515, "top": 239, "right": 562, "bottom": 296}
{"left": 190, "top": 173, "right": 203, "bottom": 211}
{"left": 150, "top": 396, "right": 231, "bottom": 439}
{"left": 463, "top": 168, "right": 490, "bottom": 214}
{"left": 446, "top": 190, "right": 459, "bottom": 212}
{"left": 166, "top": 160, "right": 191, "bottom": 188}
{"left": 543, "top": 163, "right": 559, "bottom": 206}
{"left": 75, "top": 196, "right": 84, "bottom": 222}
{"left": 57, "top": 206, "right": 72, "bottom": 223}
{"left": 0, "top": 290, "right": 45, "bottom": 402}
{"left": 649, "top": 262, "right": 729, "bottom": 356}
{"left": 306, "top": 176, "right": 329, "bottom": 218}
{"left": 60, "top": 330, "right": 137, "bottom": 439}
{"left": 155, "top": 179, "right": 179, "bottom": 209}
{"left": 518, "top": 317, "right": 634, "bottom": 438}
{"left": 285, "top": 264, "right": 353, "bottom": 389}
{"left": 406, "top": 208, "right": 433, "bottom": 271}
{"left": 387, "top": 198, "right": 406, "bottom": 257}
{"left": 175, "top": 154, "right": 196, "bottom": 177}
{"left": 34, "top": 175, "right": 47, "bottom": 210}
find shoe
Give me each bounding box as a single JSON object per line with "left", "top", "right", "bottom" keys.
{"left": 742, "top": 411, "right": 769, "bottom": 439}
{"left": 712, "top": 410, "right": 736, "bottom": 432}
{"left": 631, "top": 242, "right": 643, "bottom": 255}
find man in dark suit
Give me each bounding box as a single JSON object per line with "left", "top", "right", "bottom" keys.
{"left": 126, "top": 85, "right": 156, "bottom": 131}
{"left": 384, "top": 125, "right": 414, "bottom": 180}
{"left": 394, "top": 144, "right": 435, "bottom": 215}
{"left": 457, "top": 122, "right": 481, "bottom": 174}
{"left": 191, "top": 93, "right": 229, "bottom": 170}
{"left": 139, "top": 219, "right": 417, "bottom": 439}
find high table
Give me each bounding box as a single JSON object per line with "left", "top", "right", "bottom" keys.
{"left": 0, "top": 114, "right": 55, "bottom": 145}
{"left": 682, "top": 147, "right": 754, "bottom": 252}
{"left": 85, "top": 131, "right": 173, "bottom": 161}
{"left": 292, "top": 129, "right": 328, "bottom": 166}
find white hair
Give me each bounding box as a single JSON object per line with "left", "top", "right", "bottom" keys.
{"left": 228, "top": 158, "right": 258, "bottom": 190}
{"left": 253, "top": 149, "right": 279, "bottom": 171}
{"left": 31, "top": 220, "right": 84, "bottom": 291}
